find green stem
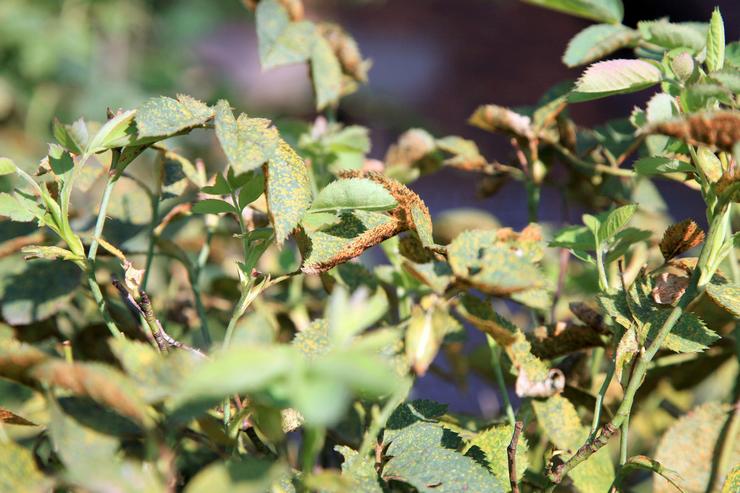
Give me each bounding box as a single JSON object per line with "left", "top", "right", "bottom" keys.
{"left": 595, "top": 247, "right": 609, "bottom": 292}
{"left": 590, "top": 361, "right": 614, "bottom": 434}
{"left": 190, "top": 226, "right": 214, "bottom": 348}
{"left": 300, "top": 426, "right": 325, "bottom": 475}
{"left": 487, "top": 335, "right": 515, "bottom": 427}
{"left": 140, "top": 159, "right": 163, "bottom": 292}
{"left": 525, "top": 181, "right": 540, "bottom": 223}
{"left": 548, "top": 203, "right": 727, "bottom": 485}
{"left": 619, "top": 414, "right": 629, "bottom": 465}
{"left": 358, "top": 377, "right": 412, "bottom": 459}
{"left": 87, "top": 174, "right": 122, "bottom": 337}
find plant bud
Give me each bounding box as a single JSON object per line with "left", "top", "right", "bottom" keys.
{"left": 695, "top": 146, "right": 723, "bottom": 183}
{"left": 671, "top": 52, "right": 694, "bottom": 81}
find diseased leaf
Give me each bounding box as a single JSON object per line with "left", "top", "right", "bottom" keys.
{"left": 464, "top": 424, "right": 529, "bottom": 491}
{"left": 0, "top": 192, "right": 41, "bottom": 222}
{"left": 311, "top": 178, "right": 397, "bottom": 213}
{"left": 299, "top": 209, "right": 399, "bottom": 274}
{"left": 706, "top": 8, "right": 725, "bottom": 72}
{"left": 469, "top": 105, "right": 533, "bottom": 139}
{"left": 706, "top": 282, "right": 740, "bottom": 318}
{"left": 256, "top": 0, "right": 316, "bottom": 69}
{"left": 382, "top": 421, "right": 505, "bottom": 493}
{"left": 335, "top": 446, "right": 384, "bottom": 493}
{"left": 660, "top": 219, "right": 705, "bottom": 260}
{"left": 455, "top": 294, "right": 518, "bottom": 345}
{"left": 448, "top": 230, "right": 544, "bottom": 295}
{"left": 532, "top": 395, "right": 615, "bottom": 493}
{"left": 264, "top": 140, "right": 313, "bottom": 245}
{"left": 136, "top": 94, "right": 214, "bottom": 138}
{"left": 563, "top": 24, "right": 638, "bottom": 67}
{"left": 642, "top": 111, "right": 740, "bottom": 152}
{"left": 722, "top": 465, "right": 740, "bottom": 493}
{"left": 522, "top": 0, "right": 623, "bottom": 24}
{"left": 411, "top": 204, "right": 435, "bottom": 248}
{"left": 214, "top": 100, "right": 280, "bottom": 173}
{"left": 654, "top": 402, "right": 739, "bottom": 493}
{"left": 293, "top": 319, "right": 331, "bottom": 359}
{"left": 570, "top": 59, "right": 662, "bottom": 102}
{"left": 0, "top": 440, "right": 49, "bottom": 493}
{"left": 402, "top": 259, "right": 453, "bottom": 294}
{"left": 311, "top": 35, "right": 343, "bottom": 110}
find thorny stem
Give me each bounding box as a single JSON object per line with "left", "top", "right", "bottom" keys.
{"left": 87, "top": 171, "right": 122, "bottom": 337}
{"left": 547, "top": 202, "right": 729, "bottom": 486}
{"left": 507, "top": 421, "right": 524, "bottom": 493}
{"left": 487, "top": 335, "right": 516, "bottom": 427}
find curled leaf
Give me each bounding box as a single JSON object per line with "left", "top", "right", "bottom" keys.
{"left": 660, "top": 219, "right": 705, "bottom": 261}
{"left": 469, "top": 105, "right": 534, "bottom": 139}
{"left": 642, "top": 111, "right": 740, "bottom": 152}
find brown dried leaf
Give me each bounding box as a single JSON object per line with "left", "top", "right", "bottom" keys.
{"left": 30, "top": 361, "right": 153, "bottom": 427}
{"left": 317, "top": 23, "right": 369, "bottom": 82}
{"left": 660, "top": 219, "right": 705, "bottom": 260}
{"left": 644, "top": 111, "right": 740, "bottom": 152}
{"left": 0, "top": 407, "right": 36, "bottom": 426}
{"left": 469, "top": 104, "right": 534, "bottom": 139}
{"left": 652, "top": 272, "right": 690, "bottom": 305}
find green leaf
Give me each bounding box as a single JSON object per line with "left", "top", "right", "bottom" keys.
{"left": 0, "top": 157, "right": 17, "bottom": 175}
{"left": 705, "top": 8, "right": 725, "bottom": 72}
{"left": 570, "top": 59, "right": 662, "bottom": 102}
{"left": 0, "top": 192, "right": 40, "bottom": 222}
{"left": 0, "top": 440, "right": 49, "bottom": 493}
{"left": 550, "top": 224, "right": 595, "bottom": 251}
{"left": 604, "top": 227, "right": 651, "bottom": 263}
{"left": 645, "top": 92, "right": 680, "bottom": 154}
{"left": 238, "top": 172, "right": 265, "bottom": 209}
{"left": 638, "top": 20, "right": 708, "bottom": 53}
{"left": 192, "top": 199, "right": 237, "bottom": 215}
{"left": 634, "top": 156, "right": 694, "bottom": 175}
{"left": 654, "top": 402, "right": 739, "bottom": 493}
{"left": 464, "top": 425, "right": 529, "bottom": 492}
{"left": 598, "top": 204, "right": 637, "bottom": 244}
{"left": 326, "top": 285, "right": 388, "bottom": 345}
{"left": 0, "top": 258, "right": 81, "bottom": 325}
{"left": 311, "top": 178, "right": 397, "bottom": 213}
{"left": 202, "top": 172, "right": 232, "bottom": 195}
{"left": 563, "top": 24, "right": 638, "bottom": 67}
{"left": 256, "top": 0, "right": 316, "bottom": 69}
{"left": 709, "top": 69, "right": 740, "bottom": 94}
{"left": 85, "top": 109, "right": 137, "bottom": 155}
{"left": 136, "top": 94, "right": 214, "bottom": 138}
{"left": 705, "top": 282, "right": 740, "bottom": 318}
{"left": 402, "top": 259, "right": 453, "bottom": 294}
{"left": 171, "top": 345, "right": 294, "bottom": 408}
{"left": 522, "top": 0, "right": 623, "bottom": 24}
{"left": 382, "top": 421, "right": 505, "bottom": 493}
{"left": 184, "top": 458, "right": 289, "bottom": 493}
{"left": 726, "top": 41, "right": 740, "bottom": 67}
{"left": 532, "top": 395, "right": 615, "bottom": 493}
{"left": 312, "top": 35, "right": 343, "bottom": 110}
{"left": 265, "top": 140, "right": 313, "bottom": 245}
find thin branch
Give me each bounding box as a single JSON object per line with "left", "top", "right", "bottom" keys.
{"left": 508, "top": 421, "right": 524, "bottom": 493}
{"left": 139, "top": 291, "right": 207, "bottom": 359}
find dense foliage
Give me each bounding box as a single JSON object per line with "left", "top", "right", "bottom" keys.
{"left": 1, "top": 0, "right": 739, "bottom": 492}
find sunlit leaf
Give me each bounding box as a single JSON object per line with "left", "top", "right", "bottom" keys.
{"left": 464, "top": 424, "right": 529, "bottom": 492}
{"left": 256, "top": 0, "right": 316, "bottom": 69}
{"left": 563, "top": 24, "right": 638, "bottom": 67}
{"left": 136, "top": 94, "right": 214, "bottom": 138}
{"left": 311, "top": 35, "right": 343, "bottom": 110}
{"left": 311, "top": 178, "right": 397, "bottom": 213}
{"left": 706, "top": 282, "right": 740, "bottom": 318}
{"left": 638, "top": 20, "right": 708, "bottom": 53}
{"left": 522, "top": 0, "right": 623, "bottom": 24}
{"left": 570, "top": 59, "right": 661, "bottom": 102}
{"left": 0, "top": 440, "right": 49, "bottom": 493}
{"left": 654, "top": 402, "right": 739, "bottom": 493}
